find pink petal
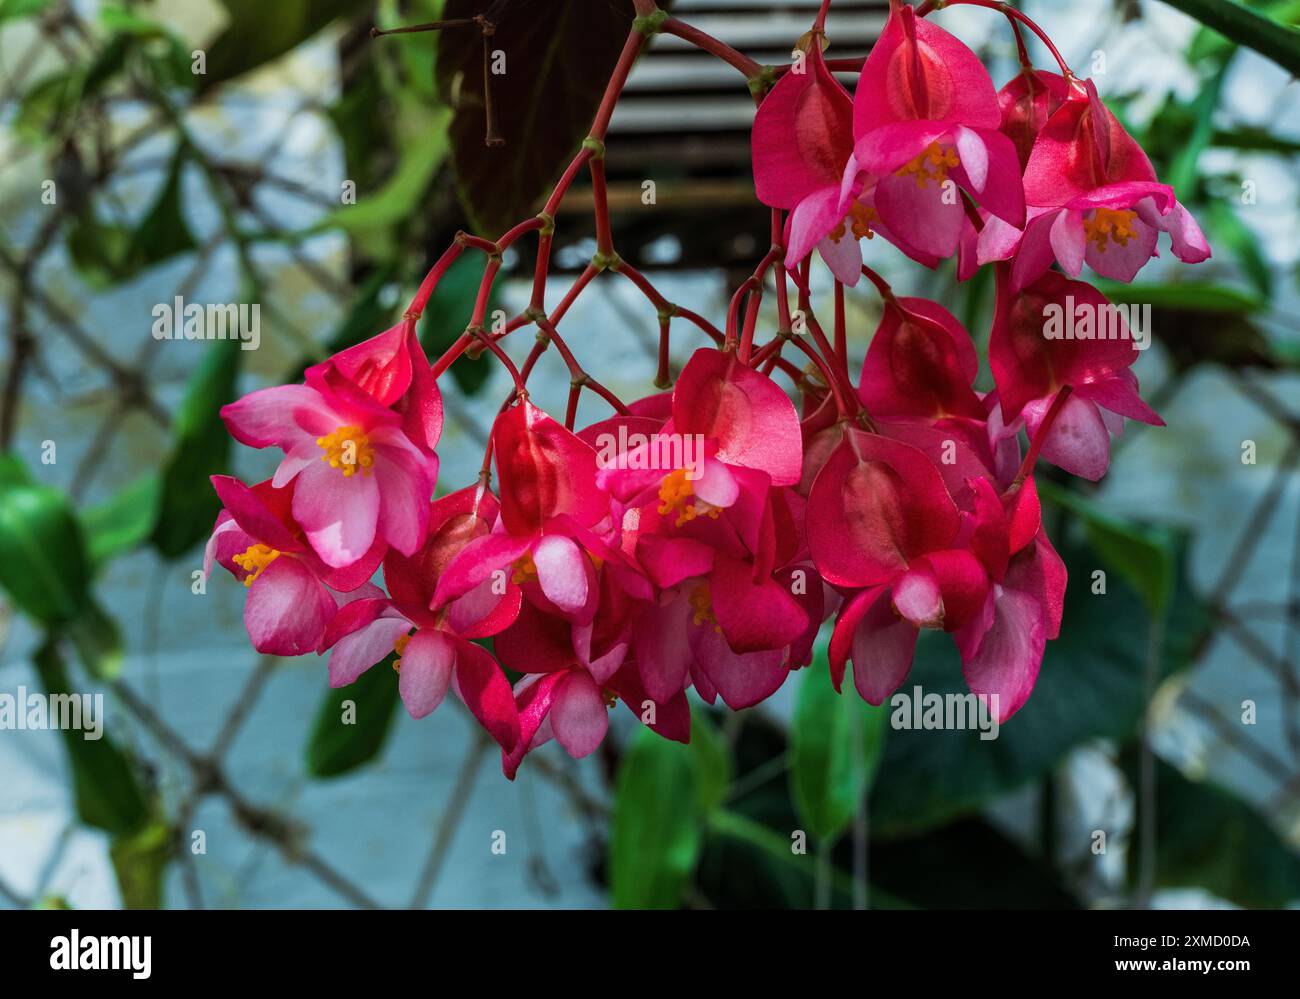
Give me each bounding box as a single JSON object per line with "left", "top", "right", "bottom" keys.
{"left": 245, "top": 556, "right": 336, "bottom": 657}
{"left": 532, "top": 533, "right": 590, "bottom": 613}
{"left": 291, "top": 457, "right": 381, "bottom": 569}
{"left": 397, "top": 629, "right": 454, "bottom": 719}
{"left": 550, "top": 671, "right": 609, "bottom": 759}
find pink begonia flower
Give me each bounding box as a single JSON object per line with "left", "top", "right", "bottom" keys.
{"left": 318, "top": 486, "right": 520, "bottom": 749}
{"left": 997, "top": 66, "right": 1070, "bottom": 171}
{"left": 220, "top": 358, "right": 438, "bottom": 570}
{"left": 857, "top": 296, "right": 986, "bottom": 426}
{"left": 205, "top": 475, "right": 383, "bottom": 656}
{"left": 598, "top": 347, "right": 803, "bottom": 526}
{"left": 432, "top": 401, "right": 614, "bottom": 627}
{"left": 838, "top": 1, "right": 1025, "bottom": 262}
{"left": 751, "top": 41, "right": 865, "bottom": 284}
{"left": 981, "top": 79, "right": 1209, "bottom": 290}
{"left": 989, "top": 268, "right": 1163, "bottom": 480}
{"left": 305, "top": 320, "right": 444, "bottom": 455}
{"left": 500, "top": 661, "right": 692, "bottom": 779}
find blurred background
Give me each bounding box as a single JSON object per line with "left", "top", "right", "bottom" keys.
{"left": 0, "top": 0, "right": 1298, "bottom": 909}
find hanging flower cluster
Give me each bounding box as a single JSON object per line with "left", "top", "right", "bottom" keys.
{"left": 207, "top": 0, "right": 1208, "bottom": 777}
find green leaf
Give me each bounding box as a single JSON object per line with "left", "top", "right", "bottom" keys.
{"left": 313, "top": 112, "right": 450, "bottom": 257}
{"left": 0, "top": 477, "right": 90, "bottom": 625}
{"left": 33, "top": 643, "right": 149, "bottom": 835}
{"left": 690, "top": 706, "right": 731, "bottom": 815}
{"left": 1158, "top": 0, "right": 1300, "bottom": 76}
{"left": 198, "top": 0, "right": 360, "bottom": 89}
{"left": 789, "top": 640, "right": 887, "bottom": 842}
{"left": 305, "top": 653, "right": 402, "bottom": 778}
{"left": 1094, "top": 279, "right": 1266, "bottom": 314}
{"left": 610, "top": 727, "right": 702, "bottom": 909}
{"left": 66, "top": 150, "right": 198, "bottom": 287}
{"left": 82, "top": 472, "right": 162, "bottom": 570}
{"left": 1125, "top": 754, "right": 1300, "bottom": 908}
{"left": 67, "top": 599, "right": 125, "bottom": 680}
{"left": 1038, "top": 481, "right": 1175, "bottom": 614}
{"left": 1207, "top": 201, "right": 1272, "bottom": 299}
{"left": 152, "top": 339, "right": 242, "bottom": 559}
{"left": 418, "top": 254, "right": 496, "bottom": 396}
{"left": 0, "top": 0, "right": 51, "bottom": 20}
{"left": 869, "top": 533, "right": 1210, "bottom": 838}
{"left": 702, "top": 809, "right": 912, "bottom": 909}
{"left": 109, "top": 805, "right": 171, "bottom": 909}
{"left": 1167, "top": 65, "right": 1226, "bottom": 196}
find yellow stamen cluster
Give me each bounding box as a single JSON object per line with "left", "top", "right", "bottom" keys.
{"left": 316, "top": 425, "right": 374, "bottom": 478}
{"left": 391, "top": 632, "right": 412, "bottom": 672}
{"left": 896, "top": 142, "right": 960, "bottom": 188}
{"left": 1084, "top": 208, "right": 1138, "bottom": 251}
{"left": 512, "top": 552, "right": 538, "bottom": 585}
{"left": 828, "top": 202, "right": 879, "bottom": 244}
{"left": 657, "top": 468, "right": 721, "bottom": 528}
{"left": 232, "top": 544, "right": 280, "bottom": 586}
{"left": 689, "top": 584, "right": 721, "bottom": 633}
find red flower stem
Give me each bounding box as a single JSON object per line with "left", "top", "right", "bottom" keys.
{"left": 815, "top": 0, "right": 833, "bottom": 30}
{"left": 833, "top": 279, "right": 848, "bottom": 379}
{"left": 919, "top": 0, "right": 1074, "bottom": 79}
{"left": 1008, "top": 15, "right": 1032, "bottom": 68}
{"left": 591, "top": 30, "right": 647, "bottom": 140}
{"left": 775, "top": 56, "right": 865, "bottom": 75}
{"left": 661, "top": 17, "right": 761, "bottom": 78}
{"left": 725, "top": 275, "right": 758, "bottom": 350}
{"left": 535, "top": 314, "right": 631, "bottom": 417}
{"left": 590, "top": 158, "right": 615, "bottom": 255}
{"left": 471, "top": 257, "right": 501, "bottom": 327}
{"left": 549, "top": 263, "right": 599, "bottom": 326}
{"left": 475, "top": 330, "right": 526, "bottom": 393}
{"left": 738, "top": 247, "right": 780, "bottom": 362}
{"left": 405, "top": 242, "right": 465, "bottom": 319}
{"left": 617, "top": 260, "right": 670, "bottom": 313}
{"left": 565, "top": 383, "right": 582, "bottom": 429}
{"left": 786, "top": 332, "right": 855, "bottom": 417}
{"left": 1014, "top": 385, "right": 1073, "bottom": 485}
{"left": 530, "top": 231, "right": 553, "bottom": 312}
{"left": 859, "top": 264, "right": 894, "bottom": 300}
{"left": 656, "top": 315, "right": 672, "bottom": 387}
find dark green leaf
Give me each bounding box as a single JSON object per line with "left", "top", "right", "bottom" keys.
{"left": 33, "top": 643, "right": 149, "bottom": 835}
{"left": 152, "top": 339, "right": 242, "bottom": 559}
{"left": 67, "top": 599, "right": 125, "bottom": 680}
{"left": 702, "top": 809, "right": 912, "bottom": 909}
{"left": 869, "top": 817, "right": 1080, "bottom": 909}
{"left": 198, "top": 0, "right": 359, "bottom": 90}
{"left": 610, "top": 726, "right": 701, "bottom": 908}
{"left": 417, "top": 254, "right": 495, "bottom": 396}
{"left": 1158, "top": 0, "right": 1300, "bottom": 76}
{"left": 1125, "top": 754, "right": 1300, "bottom": 908}
{"left": 0, "top": 477, "right": 90, "bottom": 625}
{"left": 870, "top": 533, "right": 1210, "bottom": 838}
{"left": 305, "top": 654, "right": 402, "bottom": 778}
{"left": 67, "top": 150, "right": 197, "bottom": 287}
{"left": 1095, "top": 279, "right": 1266, "bottom": 314}
{"left": 1039, "top": 480, "right": 1175, "bottom": 614}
